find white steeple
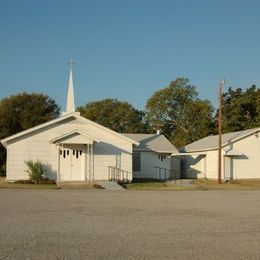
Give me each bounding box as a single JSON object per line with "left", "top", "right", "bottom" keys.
{"left": 66, "top": 59, "right": 75, "bottom": 112}
{"left": 62, "top": 59, "right": 79, "bottom": 116}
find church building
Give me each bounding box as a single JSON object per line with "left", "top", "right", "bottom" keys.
{"left": 1, "top": 65, "right": 179, "bottom": 182}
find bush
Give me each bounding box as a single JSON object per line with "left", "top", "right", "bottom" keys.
{"left": 24, "top": 159, "right": 45, "bottom": 184}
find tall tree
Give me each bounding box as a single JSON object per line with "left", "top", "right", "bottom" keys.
{"left": 0, "top": 92, "right": 60, "bottom": 170}
{"left": 219, "top": 85, "right": 260, "bottom": 133}
{"left": 0, "top": 92, "right": 60, "bottom": 139}
{"left": 145, "top": 78, "right": 214, "bottom": 147}
{"left": 77, "top": 98, "right": 147, "bottom": 133}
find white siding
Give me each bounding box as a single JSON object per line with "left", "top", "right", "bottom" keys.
{"left": 133, "top": 151, "right": 171, "bottom": 179}
{"left": 6, "top": 118, "right": 133, "bottom": 181}
{"left": 231, "top": 134, "right": 260, "bottom": 179}
{"left": 185, "top": 132, "right": 260, "bottom": 180}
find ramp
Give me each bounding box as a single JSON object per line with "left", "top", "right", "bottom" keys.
{"left": 95, "top": 181, "right": 126, "bottom": 191}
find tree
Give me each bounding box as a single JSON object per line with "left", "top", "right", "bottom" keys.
{"left": 77, "top": 99, "right": 147, "bottom": 133}
{"left": 145, "top": 77, "right": 214, "bottom": 147}
{"left": 219, "top": 85, "right": 260, "bottom": 133}
{"left": 0, "top": 92, "right": 60, "bottom": 139}
{"left": 0, "top": 92, "right": 60, "bottom": 171}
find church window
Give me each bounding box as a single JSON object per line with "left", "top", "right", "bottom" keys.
{"left": 80, "top": 150, "right": 82, "bottom": 155}
{"left": 63, "top": 150, "right": 66, "bottom": 158}
{"left": 73, "top": 150, "right": 75, "bottom": 156}
{"left": 67, "top": 150, "right": 69, "bottom": 155}
{"left": 76, "top": 150, "right": 79, "bottom": 158}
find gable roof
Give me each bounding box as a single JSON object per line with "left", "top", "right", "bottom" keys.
{"left": 184, "top": 127, "right": 260, "bottom": 152}
{"left": 122, "top": 133, "right": 178, "bottom": 153}
{"left": 49, "top": 129, "right": 100, "bottom": 144}
{"left": 0, "top": 112, "right": 139, "bottom": 147}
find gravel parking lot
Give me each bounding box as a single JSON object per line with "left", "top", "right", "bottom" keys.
{"left": 0, "top": 189, "right": 260, "bottom": 259}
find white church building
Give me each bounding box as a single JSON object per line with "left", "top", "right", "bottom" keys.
{"left": 1, "top": 65, "right": 179, "bottom": 182}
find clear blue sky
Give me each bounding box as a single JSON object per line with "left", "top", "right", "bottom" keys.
{"left": 1, "top": 0, "right": 259, "bottom": 111}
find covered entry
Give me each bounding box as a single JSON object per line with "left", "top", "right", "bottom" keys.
{"left": 50, "top": 130, "right": 99, "bottom": 181}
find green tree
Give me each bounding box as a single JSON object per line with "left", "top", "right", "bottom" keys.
{"left": 145, "top": 78, "right": 214, "bottom": 147}
{"left": 77, "top": 98, "right": 147, "bottom": 133}
{"left": 0, "top": 92, "right": 60, "bottom": 171}
{"left": 219, "top": 85, "right": 260, "bottom": 133}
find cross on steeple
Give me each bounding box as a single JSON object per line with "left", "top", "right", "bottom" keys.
{"left": 67, "top": 58, "right": 76, "bottom": 71}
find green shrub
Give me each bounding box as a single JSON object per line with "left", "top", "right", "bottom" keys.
{"left": 24, "top": 159, "right": 45, "bottom": 184}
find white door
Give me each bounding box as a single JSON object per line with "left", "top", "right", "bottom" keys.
{"left": 59, "top": 146, "right": 84, "bottom": 181}
{"left": 224, "top": 156, "right": 234, "bottom": 180}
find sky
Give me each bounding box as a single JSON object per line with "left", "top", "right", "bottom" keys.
{"left": 0, "top": 0, "right": 259, "bottom": 111}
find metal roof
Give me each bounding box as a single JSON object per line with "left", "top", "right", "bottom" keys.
{"left": 184, "top": 127, "right": 260, "bottom": 152}
{"left": 123, "top": 133, "right": 179, "bottom": 153}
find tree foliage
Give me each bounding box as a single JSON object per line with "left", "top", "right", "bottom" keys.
{"left": 77, "top": 98, "right": 147, "bottom": 133}
{"left": 145, "top": 78, "right": 214, "bottom": 147}
{"left": 0, "top": 92, "right": 60, "bottom": 169}
{"left": 0, "top": 92, "right": 60, "bottom": 139}
{"left": 219, "top": 85, "right": 260, "bottom": 132}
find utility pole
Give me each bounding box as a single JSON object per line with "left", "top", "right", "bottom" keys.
{"left": 218, "top": 79, "right": 226, "bottom": 184}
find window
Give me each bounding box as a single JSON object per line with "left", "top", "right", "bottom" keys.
{"left": 158, "top": 153, "right": 167, "bottom": 162}
{"left": 133, "top": 151, "right": 141, "bottom": 172}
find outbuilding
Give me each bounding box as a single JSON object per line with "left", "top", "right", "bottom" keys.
{"left": 180, "top": 128, "right": 260, "bottom": 180}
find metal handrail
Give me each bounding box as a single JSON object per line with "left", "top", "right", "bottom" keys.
{"left": 108, "top": 166, "right": 132, "bottom": 183}
{"left": 154, "top": 166, "right": 179, "bottom": 181}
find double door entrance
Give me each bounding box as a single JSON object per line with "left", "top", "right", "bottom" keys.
{"left": 59, "top": 145, "right": 85, "bottom": 181}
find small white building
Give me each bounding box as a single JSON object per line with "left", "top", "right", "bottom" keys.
{"left": 123, "top": 134, "right": 180, "bottom": 180}
{"left": 181, "top": 128, "right": 260, "bottom": 180}
{"left": 1, "top": 66, "right": 179, "bottom": 182}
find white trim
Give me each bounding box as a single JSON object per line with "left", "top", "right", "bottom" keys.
{"left": 171, "top": 152, "right": 206, "bottom": 156}
{"left": 0, "top": 112, "right": 139, "bottom": 147}
{"left": 49, "top": 129, "right": 100, "bottom": 144}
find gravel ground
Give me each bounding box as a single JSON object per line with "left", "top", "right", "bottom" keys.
{"left": 0, "top": 189, "right": 260, "bottom": 260}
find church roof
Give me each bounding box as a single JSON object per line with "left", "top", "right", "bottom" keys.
{"left": 0, "top": 113, "right": 139, "bottom": 147}
{"left": 123, "top": 133, "right": 178, "bottom": 154}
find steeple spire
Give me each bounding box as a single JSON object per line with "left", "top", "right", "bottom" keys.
{"left": 65, "top": 59, "right": 75, "bottom": 113}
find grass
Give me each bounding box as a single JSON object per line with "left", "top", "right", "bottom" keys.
{"left": 125, "top": 179, "right": 260, "bottom": 190}
{"left": 124, "top": 181, "right": 194, "bottom": 190}
{"left": 0, "top": 183, "right": 59, "bottom": 189}
{"left": 192, "top": 179, "right": 260, "bottom": 190}
{"left": 0, "top": 177, "right": 59, "bottom": 189}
